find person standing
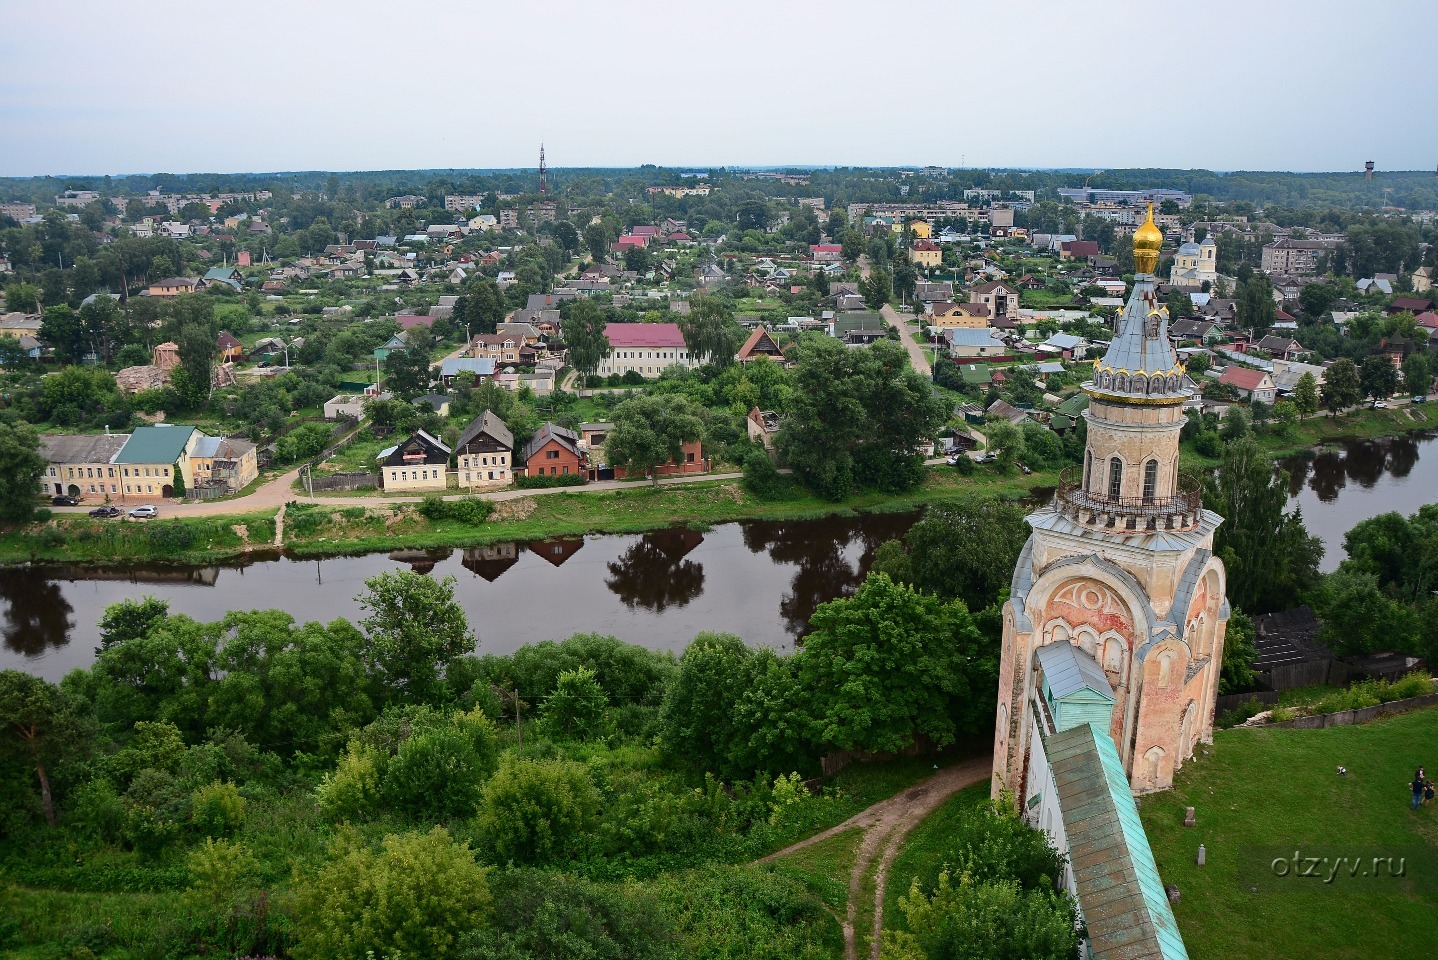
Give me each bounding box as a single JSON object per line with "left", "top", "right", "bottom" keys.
{"left": 1413, "top": 768, "right": 1428, "bottom": 811}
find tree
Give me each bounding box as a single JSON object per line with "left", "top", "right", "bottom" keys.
{"left": 176, "top": 321, "right": 217, "bottom": 409}
{"left": 383, "top": 342, "right": 433, "bottom": 399}
{"left": 1320, "top": 358, "right": 1361, "bottom": 416}
{"left": 605, "top": 394, "right": 705, "bottom": 486}
{"left": 797, "top": 574, "right": 993, "bottom": 753}
{"left": 0, "top": 421, "right": 46, "bottom": 521}
{"left": 1163, "top": 288, "right": 1191, "bottom": 321}
{"left": 659, "top": 632, "right": 763, "bottom": 776}
{"left": 1204, "top": 438, "right": 1323, "bottom": 613}
{"left": 891, "top": 255, "right": 918, "bottom": 304}
{"left": 776, "top": 337, "right": 946, "bottom": 500}
{"left": 38, "top": 305, "right": 85, "bottom": 363}
{"left": 885, "top": 871, "right": 1077, "bottom": 960}
{"left": 358, "top": 571, "right": 473, "bottom": 700}
{"left": 623, "top": 245, "right": 653, "bottom": 275}
{"left": 545, "top": 666, "right": 609, "bottom": 740}
{"left": 1292, "top": 371, "right": 1320, "bottom": 419}
{"left": 564, "top": 298, "right": 611, "bottom": 387}
{"left": 1358, "top": 354, "right": 1399, "bottom": 402}
{"left": 1402, "top": 352, "right": 1431, "bottom": 395}
{"left": 0, "top": 671, "right": 78, "bottom": 826}
{"left": 294, "top": 827, "right": 491, "bottom": 960}
{"left": 1298, "top": 282, "right": 1338, "bottom": 321}
{"left": 985, "top": 420, "right": 1025, "bottom": 473}
{"left": 583, "top": 222, "right": 613, "bottom": 262}
{"left": 476, "top": 758, "right": 601, "bottom": 865}
{"left": 736, "top": 201, "right": 770, "bottom": 232}
{"left": 676, "top": 292, "right": 742, "bottom": 366}
{"left": 455, "top": 276, "right": 507, "bottom": 336}
{"left": 861, "top": 268, "right": 892, "bottom": 311}
{"left": 552, "top": 220, "right": 581, "bottom": 255}
{"left": 905, "top": 500, "right": 1030, "bottom": 610}
{"left": 1314, "top": 568, "right": 1419, "bottom": 656}
{"left": 1237, "top": 274, "right": 1276, "bottom": 336}
{"left": 1219, "top": 608, "right": 1258, "bottom": 694}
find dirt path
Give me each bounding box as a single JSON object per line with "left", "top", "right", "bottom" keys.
{"left": 758, "top": 755, "right": 992, "bottom": 960}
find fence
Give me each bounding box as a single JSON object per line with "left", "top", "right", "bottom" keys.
{"left": 1261, "top": 692, "right": 1438, "bottom": 730}
{"left": 309, "top": 472, "right": 379, "bottom": 492}
{"left": 1215, "top": 690, "right": 1281, "bottom": 716}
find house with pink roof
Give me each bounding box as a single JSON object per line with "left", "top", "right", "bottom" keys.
{"left": 596, "top": 322, "right": 696, "bottom": 379}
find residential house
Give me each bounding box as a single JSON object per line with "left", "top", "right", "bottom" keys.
{"left": 216, "top": 331, "right": 244, "bottom": 362}
{"left": 986, "top": 398, "right": 1030, "bottom": 425}
{"left": 914, "top": 281, "right": 954, "bottom": 303}
{"left": 3, "top": 334, "right": 42, "bottom": 362}
{"left": 470, "top": 334, "right": 525, "bottom": 365}
{"left": 1261, "top": 238, "right": 1337, "bottom": 275}
{"left": 37, "top": 433, "right": 130, "bottom": 499}
{"left": 928, "top": 301, "right": 990, "bottom": 329}
{"left": 0, "top": 313, "right": 44, "bottom": 339}
{"left": 908, "top": 219, "right": 932, "bottom": 239}
{"left": 828, "top": 312, "right": 886, "bottom": 343}
{"left": 439, "top": 356, "right": 498, "bottom": 385}
{"left": 944, "top": 327, "right": 1006, "bottom": 359}
{"left": 1412, "top": 266, "right": 1432, "bottom": 294}
{"left": 596, "top": 323, "right": 695, "bottom": 378}
{"left": 1389, "top": 296, "right": 1433, "bottom": 316}
{"left": 411, "top": 393, "right": 452, "bottom": 417}
{"left": 495, "top": 321, "right": 542, "bottom": 345}
{"left": 746, "top": 407, "right": 781, "bottom": 451}
{"left": 613, "top": 440, "right": 707, "bottom": 480}
{"left": 1270, "top": 360, "right": 1326, "bottom": 396}
{"left": 1040, "top": 332, "right": 1089, "bottom": 360}
{"left": 958, "top": 363, "right": 993, "bottom": 389}
{"left": 736, "top": 326, "right": 786, "bottom": 364}
{"left": 810, "top": 243, "right": 843, "bottom": 263}
{"left": 189, "top": 435, "right": 259, "bottom": 495}
{"left": 967, "top": 281, "right": 1019, "bottom": 321}
{"left": 454, "top": 410, "right": 514, "bottom": 489}
{"left": 1255, "top": 335, "right": 1303, "bottom": 361}
{"left": 1058, "top": 240, "right": 1100, "bottom": 261}
{"left": 200, "top": 266, "right": 243, "bottom": 291}
{"left": 520, "top": 423, "right": 586, "bottom": 478}
{"left": 378, "top": 430, "right": 450, "bottom": 492}
{"left": 1218, "top": 366, "right": 1277, "bottom": 403}
{"left": 908, "top": 240, "right": 942, "bottom": 268}
{"left": 147, "top": 277, "right": 200, "bottom": 298}
{"left": 373, "top": 333, "right": 407, "bottom": 361}
{"left": 113, "top": 425, "right": 203, "bottom": 500}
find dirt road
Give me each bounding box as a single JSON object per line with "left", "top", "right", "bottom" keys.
{"left": 758, "top": 755, "right": 993, "bottom": 960}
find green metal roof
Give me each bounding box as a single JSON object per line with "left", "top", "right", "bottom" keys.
{"left": 114, "top": 425, "right": 196, "bottom": 464}
{"left": 1055, "top": 392, "right": 1091, "bottom": 416}
{"left": 1048, "top": 723, "right": 1189, "bottom": 960}
{"left": 959, "top": 362, "right": 992, "bottom": 385}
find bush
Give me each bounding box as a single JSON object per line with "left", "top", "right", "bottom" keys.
{"left": 380, "top": 712, "right": 501, "bottom": 821}
{"left": 513, "top": 473, "right": 588, "bottom": 489}
{"left": 1217, "top": 697, "right": 1267, "bottom": 728}
{"left": 418, "top": 494, "right": 495, "bottom": 525}
{"left": 741, "top": 448, "right": 790, "bottom": 501}
{"left": 544, "top": 666, "right": 610, "bottom": 741}
{"left": 191, "top": 780, "right": 246, "bottom": 837}
{"left": 476, "top": 758, "right": 602, "bottom": 865}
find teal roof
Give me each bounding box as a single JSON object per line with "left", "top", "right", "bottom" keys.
{"left": 115, "top": 425, "right": 196, "bottom": 464}
{"left": 959, "top": 362, "right": 992, "bottom": 385}
{"left": 1055, "top": 392, "right": 1090, "bottom": 416}
{"left": 1049, "top": 723, "right": 1189, "bottom": 960}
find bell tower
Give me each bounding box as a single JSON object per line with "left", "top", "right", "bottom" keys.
{"left": 992, "top": 203, "right": 1230, "bottom": 798}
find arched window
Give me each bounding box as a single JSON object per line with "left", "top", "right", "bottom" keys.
{"left": 1108, "top": 457, "right": 1123, "bottom": 501}
{"left": 1143, "top": 459, "right": 1158, "bottom": 503}
{"left": 1084, "top": 451, "right": 1092, "bottom": 491}
{"left": 1133, "top": 374, "right": 1147, "bottom": 394}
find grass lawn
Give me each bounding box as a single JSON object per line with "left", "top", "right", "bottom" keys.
{"left": 1141, "top": 706, "right": 1438, "bottom": 960}
{"left": 764, "top": 828, "right": 865, "bottom": 915}
{"left": 1182, "top": 404, "right": 1438, "bottom": 471}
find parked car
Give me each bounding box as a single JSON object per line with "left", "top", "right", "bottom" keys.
{"left": 946, "top": 454, "right": 966, "bottom": 466}
{"left": 1413, "top": 395, "right": 1428, "bottom": 404}
{"left": 51, "top": 495, "right": 80, "bottom": 506}
{"left": 89, "top": 506, "right": 121, "bottom": 518}
{"left": 977, "top": 453, "right": 998, "bottom": 464}
{"left": 128, "top": 505, "right": 158, "bottom": 519}
{"left": 1372, "top": 401, "right": 1388, "bottom": 409}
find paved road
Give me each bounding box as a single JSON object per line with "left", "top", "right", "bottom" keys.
{"left": 858, "top": 256, "right": 933, "bottom": 377}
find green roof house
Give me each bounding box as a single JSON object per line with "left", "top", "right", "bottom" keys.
{"left": 114, "top": 425, "right": 201, "bottom": 500}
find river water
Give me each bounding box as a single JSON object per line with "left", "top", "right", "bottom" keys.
{"left": 4, "top": 431, "right": 1434, "bottom": 681}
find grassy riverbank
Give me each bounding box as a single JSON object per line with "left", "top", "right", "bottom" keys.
{"left": 1182, "top": 402, "right": 1438, "bottom": 470}
{"left": 0, "top": 466, "right": 1057, "bottom": 568}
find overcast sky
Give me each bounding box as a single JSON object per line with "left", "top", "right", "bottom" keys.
{"left": 1, "top": 0, "right": 1433, "bottom": 177}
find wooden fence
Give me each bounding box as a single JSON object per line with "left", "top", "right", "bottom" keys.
{"left": 309, "top": 472, "right": 379, "bottom": 492}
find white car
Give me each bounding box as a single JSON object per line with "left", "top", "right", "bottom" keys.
{"left": 128, "top": 505, "right": 158, "bottom": 518}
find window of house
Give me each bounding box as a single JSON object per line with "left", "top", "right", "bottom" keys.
{"left": 547, "top": 450, "right": 559, "bottom": 459}
{"left": 562, "top": 466, "right": 569, "bottom": 475}
{"left": 1143, "top": 459, "right": 1158, "bottom": 504}
{"left": 1108, "top": 458, "right": 1123, "bottom": 501}
{"left": 686, "top": 452, "right": 695, "bottom": 463}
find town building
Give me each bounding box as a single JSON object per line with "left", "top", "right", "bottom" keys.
{"left": 378, "top": 430, "right": 450, "bottom": 492}
{"left": 38, "top": 433, "right": 130, "bottom": 499}
{"left": 1217, "top": 365, "right": 1277, "bottom": 402}
{"left": 1, "top": 201, "right": 37, "bottom": 220}
{"left": 1260, "top": 238, "right": 1337, "bottom": 276}
{"left": 736, "top": 326, "right": 786, "bottom": 364}
{"left": 943, "top": 327, "right": 1006, "bottom": 359}
{"left": 147, "top": 277, "right": 200, "bottom": 298}
{"left": 596, "top": 323, "right": 695, "bottom": 379}
{"left": 454, "top": 410, "right": 514, "bottom": 490}
{"left": 520, "top": 423, "right": 586, "bottom": 478}
{"left": 994, "top": 205, "right": 1230, "bottom": 803}
{"left": 908, "top": 239, "right": 942, "bottom": 268}
{"left": 746, "top": 407, "right": 781, "bottom": 451}
{"left": 966, "top": 281, "right": 1019, "bottom": 321}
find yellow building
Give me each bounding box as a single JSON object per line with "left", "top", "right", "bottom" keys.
{"left": 190, "top": 435, "right": 259, "bottom": 494}
{"left": 929, "top": 301, "right": 991, "bottom": 329}
{"left": 909, "top": 240, "right": 942, "bottom": 268}
{"left": 908, "top": 219, "right": 932, "bottom": 240}
{"left": 0, "top": 313, "right": 44, "bottom": 339}
{"left": 113, "top": 425, "right": 203, "bottom": 499}
{"left": 379, "top": 430, "right": 451, "bottom": 492}
{"left": 38, "top": 434, "right": 130, "bottom": 499}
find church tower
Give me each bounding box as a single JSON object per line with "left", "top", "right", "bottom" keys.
{"left": 993, "top": 204, "right": 1229, "bottom": 798}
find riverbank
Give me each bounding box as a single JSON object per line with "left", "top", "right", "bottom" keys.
{"left": 1182, "top": 402, "right": 1438, "bottom": 471}
{"left": 0, "top": 465, "right": 1057, "bottom": 568}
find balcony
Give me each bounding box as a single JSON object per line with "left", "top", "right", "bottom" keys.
{"left": 1054, "top": 466, "right": 1203, "bottom": 533}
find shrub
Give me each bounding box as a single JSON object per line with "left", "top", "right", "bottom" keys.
{"left": 191, "top": 780, "right": 246, "bottom": 837}
{"left": 544, "top": 666, "right": 610, "bottom": 740}
{"left": 513, "top": 473, "right": 588, "bottom": 489}
{"left": 183, "top": 838, "right": 260, "bottom": 916}
{"left": 418, "top": 494, "right": 495, "bottom": 525}
{"left": 380, "top": 712, "right": 500, "bottom": 821}
{"left": 476, "top": 758, "right": 602, "bottom": 865}
{"left": 1217, "top": 697, "right": 1267, "bottom": 728}
{"left": 315, "top": 743, "right": 385, "bottom": 821}
{"left": 742, "top": 448, "right": 789, "bottom": 501}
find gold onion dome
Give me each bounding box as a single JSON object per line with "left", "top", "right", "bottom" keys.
{"left": 1132, "top": 202, "right": 1163, "bottom": 275}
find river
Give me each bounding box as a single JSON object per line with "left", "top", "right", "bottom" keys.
{"left": 4, "top": 431, "right": 1434, "bottom": 681}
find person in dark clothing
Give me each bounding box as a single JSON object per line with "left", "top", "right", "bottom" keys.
{"left": 1413, "top": 768, "right": 1428, "bottom": 811}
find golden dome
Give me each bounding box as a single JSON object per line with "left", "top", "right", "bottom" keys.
{"left": 1132, "top": 202, "right": 1162, "bottom": 275}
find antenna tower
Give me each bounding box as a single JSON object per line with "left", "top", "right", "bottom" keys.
{"left": 539, "top": 144, "right": 548, "bottom": 194}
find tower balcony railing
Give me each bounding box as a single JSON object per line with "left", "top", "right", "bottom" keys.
{"left": 1055, "top": 466, "right": 1203, "bottom": 532}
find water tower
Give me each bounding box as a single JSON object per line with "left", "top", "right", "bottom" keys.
{"left": 1365, "top": 161, "right": 1375, "bottom": 180}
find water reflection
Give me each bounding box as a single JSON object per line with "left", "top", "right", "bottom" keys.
{"left": 1280, "top": 433, "right": 1429, "bottom": 503}
{"left": 0, "top": 569, "right": 75, "bottom": 657}
{"left": 462, "top": 543, "right": 520, "bottom": 582}
{"left": 605, "top": 530, "right": 706, "bottom": 612}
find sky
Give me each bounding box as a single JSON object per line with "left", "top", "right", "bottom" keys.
{"left": 1, "top": 0, "right": 1434, "bottom": 178}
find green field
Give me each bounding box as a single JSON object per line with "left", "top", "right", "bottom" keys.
{"left": 1141, "top": 706, "right": 1438, "bottom": 960}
